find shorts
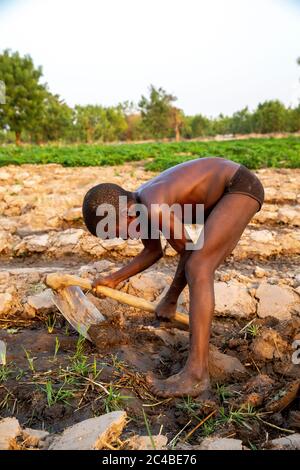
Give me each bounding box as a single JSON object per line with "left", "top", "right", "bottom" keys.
{"left": 224, "top": 164, "right": 265, "bottom": 212}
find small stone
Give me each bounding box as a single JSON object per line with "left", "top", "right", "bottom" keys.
{"left": 269, "top": 433, "right": 300, "bottom": 450}
{"left": 49, "top": 411, "right": 127, "bottom": 450}
{"left": 0, "top": 340, "right": 6, "bottom": 365}
{"left": 129, "top": 272, "right": 168, "bottom": 301}
{"left": 101, "top": 238, "right": 127, "bottom": 251}
{"left": 63, "top": 207, "right": 82, "bottom": 222}
{"left": 0, "top": 417, "right": 21, "bottom": 450}
{"left": 0, "top": 292, "right": 13, "bottom": 316}
{"left": 254, "top": 267, "right": 266, "bottom": 278}
{"left": 256, "top": 283, "right": 300, "bottom": 321}
{"left": 127, "top": 435, "right": 168, "bottom": 450}
{"left": 250, "top": 230, "right": 274, "bottom": 243}
{"left": 55, "top": 229, "right": 84, "bottom": 247}
{"left": 22, "top": 428, "right": 49, "bottom": 448}
{"left": 92, "top": 260, "right": 115, "bottom": 272}
{"left": 27, "top": 289, "right": 55, "bottom": 312}
{"left": 199, "top": 437, "right": 245, "bottom": 450}
{"left": 214, "top": 281, "right": 257, "bottom": 318}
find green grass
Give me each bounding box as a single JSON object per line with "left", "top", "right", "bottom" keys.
{"left": 0, "top": 137, "right": 299, "bottom": 169}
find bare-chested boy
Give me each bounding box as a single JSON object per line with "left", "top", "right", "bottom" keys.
{"left": 82, "top": 157, "right": 264, "bottom": 398}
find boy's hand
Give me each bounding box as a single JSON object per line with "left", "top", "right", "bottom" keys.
{"left": 92, "top": 276, "right": 119, "bottom": 290}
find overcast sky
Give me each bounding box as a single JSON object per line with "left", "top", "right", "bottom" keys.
{"left": 0, "top": 0, "right": 300, "bottom": 116}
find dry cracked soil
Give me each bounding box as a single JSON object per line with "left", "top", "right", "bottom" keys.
{"left": 0, "top": 162, "right": 299, "bottom": 450}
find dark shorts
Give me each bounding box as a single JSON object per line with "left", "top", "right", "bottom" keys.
{"left": 224, "top": 164, "right": 265, "bottom": 211}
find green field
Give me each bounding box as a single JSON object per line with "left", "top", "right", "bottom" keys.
{"left": 0, "top": 137, "right": 300, "bottom": 170}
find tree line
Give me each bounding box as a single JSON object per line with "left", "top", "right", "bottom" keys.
{"left": 0, "top": 49, "right": 300, "bottom": 145}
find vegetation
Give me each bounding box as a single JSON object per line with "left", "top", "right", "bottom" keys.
{"left": 0, "top": 137, "right": 299, "bottom": 169}
{"left": 1, "top": 50, "right": 300, "bottom": 145}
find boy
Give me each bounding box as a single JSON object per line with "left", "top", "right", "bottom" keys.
{"left": 82, "top": 157, "right": 264, "bottom": 398}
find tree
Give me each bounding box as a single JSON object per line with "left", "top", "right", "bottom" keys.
{"left": 229, "top": 107, "right": 253, "bottom": 134}
{"left": 74, "top": 104, "right": 128, "bottom": 143}
{"left": 252, "top": 100, "right": 287, "bottom": 133}
{"left": 190, "top": 114, "right": 212, "bottom": 137}
{"left": 0, "top": 49, "right": 47, "bottom": 144}
{"left": 31, "top": 93, "right": 73, "bottom": 143}
{"left": 139, "top": 85, "right": 177, "bottom": 139}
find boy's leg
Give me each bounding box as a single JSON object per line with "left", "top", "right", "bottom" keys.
{"left": 147, "top": 193, "right": 259, "bottom": 398}
{"left": 155, "top": 252, "right": 189, "bottom": 320}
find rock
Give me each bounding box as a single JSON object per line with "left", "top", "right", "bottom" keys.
{"left": 251, "top": 328, "right": 290, "bottom": 360}
{"left": 0, "top": 340, "right": 6, "bottom": 365}
{"left": 127, "top": 435, "right": 168, "bottom": 450}
{"left": 269, "top": 433, "right": 300, "bottom": 450}
{"left": 0, "top": 417, "right": 21, "bottom": 450}
{"left": 254, "top": 267, "right": 266, "bottom": 278}
{"left": 63, "top": 207, "right": 82, "bottom": 222}
{"left": 129, "top": 272, "right": 169, "bottom": 301}
{"left": 27, "top": 289, "right": 55, "bottom": 312}
{"left": 100, "top": 238, "right": 127, "bottom": 251}
{"left": 199, "top": 437, "right": 245, "bottom": 450}
{"left": 0, "top": 170, "right": 10, "bottom": 180}
{"left": 0, "top": 231, "right": 14, "bottom": 254}
{"left": 0, "top": 292, "right": 13, "bottom": 316}
{"left": 49, "top": 411, "right": 127, "bottom": 450}
{"left": 54, "top": 229, "right": 84, "bottom": 247}
{"left": 250, "top": 230, "right": 274, "bottom": 243}
{"left": 144, "top": 326, "right": 189, "bottom": 348}
{"left": 278, "top": 206, "right": 300, "bottom": 226}
{"left": 214, "top": 281, "right": 257, "bottom": 318}
{"left": 15, "top": 233, "right": 50, "bottom": 254}
{"left": 256, "top": 283, "right": 300, "bottom": 321}
{"left": 209, "top": 345, "right": 247, "bottom": 381}
{"left": 123, "top": 239, "right": 144, "bottom": 256}
{"left": 91, "top": 260, "right": 115, "bottom": 272}
{"left": 22, "top": 428, "right": 50, "bottom": 448}
{"left": 80, "top": 234, "right": 106, "bottom": 257}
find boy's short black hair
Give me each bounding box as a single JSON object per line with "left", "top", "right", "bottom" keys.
{"left": 82, "top": 183, "right": 133, "bottom": 236}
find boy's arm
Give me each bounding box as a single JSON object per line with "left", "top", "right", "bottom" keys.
{"left": 92, "top": 237, "right": 163, "bottom": 289}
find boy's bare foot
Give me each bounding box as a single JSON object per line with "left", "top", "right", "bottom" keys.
{"left": 155, "top": 298, "right": 177, "bottom": 321}
{"left": 146, "top": 368, "right": 211, "bottom": 398}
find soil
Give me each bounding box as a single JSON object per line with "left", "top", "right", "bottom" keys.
{"left": 0, "top": 163, "right": 299, "bottom": 448}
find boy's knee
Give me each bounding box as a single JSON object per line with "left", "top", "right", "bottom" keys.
{"left": 185, "top": 257, "right": 214, "bottom": 284}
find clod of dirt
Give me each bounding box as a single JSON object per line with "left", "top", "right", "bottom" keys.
{"left": 265, "top": 380, "right": 300, "bottom": 413}
{"left": 89, "top": 311, "right": 129, "bottom": 350}
{"left": 251, "top": 328, "right": 290, "bottom": 360}
{"left": 236, "top": 374, "right": 274, "bottom": 408}
{"left": 209, "top": 345, "right": 247, "bottom": 381}
{"left": 288, "top": 411, "right": 300, "bottom": 430}
{"left": 49, "top": 411, "right": 127, "bottom": 450}
{"left": 127, "top": 435, "right": 168, "bottom": 450}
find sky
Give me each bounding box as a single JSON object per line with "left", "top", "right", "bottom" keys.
{"left": 0, "top": 0, "right": 300, "bottom": 117}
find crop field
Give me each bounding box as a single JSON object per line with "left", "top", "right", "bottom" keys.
{"left": 0, "top": 137, "right": 300, "bottom": 170}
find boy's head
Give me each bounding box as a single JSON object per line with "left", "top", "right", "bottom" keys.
{"left": 82, "top": 183, "right": 136, "bottom": 238}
